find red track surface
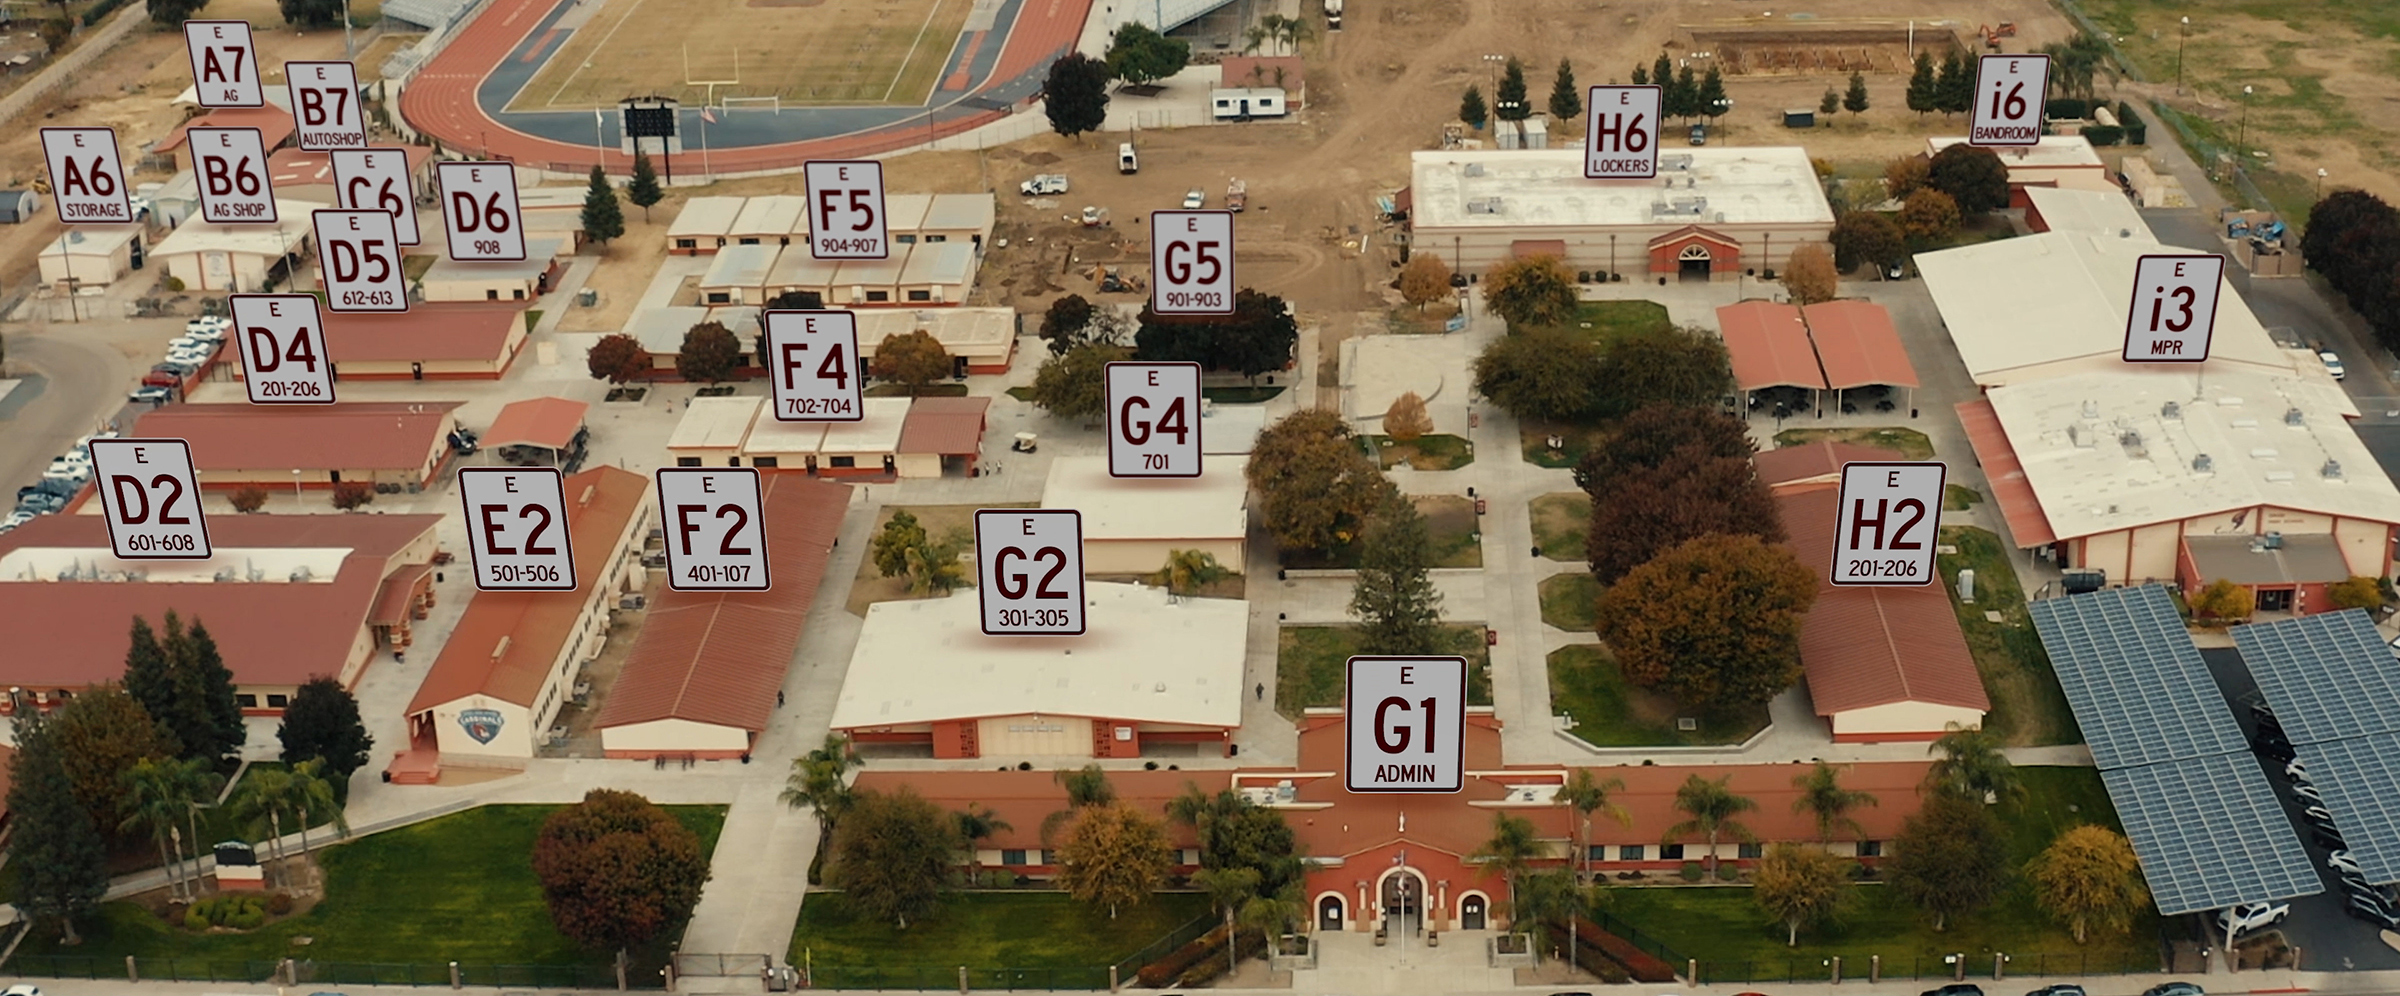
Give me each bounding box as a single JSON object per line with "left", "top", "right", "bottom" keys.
{"left": 400, "top": 0, "right": 1092, "bottom": 174}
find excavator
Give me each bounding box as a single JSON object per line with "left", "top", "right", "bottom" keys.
{"left": 1978, "top": 22, "right": 2017, "bottom": 50}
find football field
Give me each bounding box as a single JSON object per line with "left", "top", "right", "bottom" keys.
{"left": 507, "top": 0, "right": 972, "bottom": 112}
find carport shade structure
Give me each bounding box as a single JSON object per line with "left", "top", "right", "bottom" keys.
{"left": 1800, "top": 300, "right": 1919, "bottom": 416}
{"left": 2235, "top": 610, "right": 2400, "bottom": 885}
{"left": 483, "top": 397, "right": 590, "bottom": 465}
{"left": 1717, "top": 301, "right": 1826, "bottom": 415}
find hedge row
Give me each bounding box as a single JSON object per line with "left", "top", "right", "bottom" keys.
{"left": 80, "top": 0, "right": 124, "bottom": 27}
{"left": 1136, "top": 923, "right": 1230, "bottom": 988}
{"left": 1543, "top": 921, "right": 1633, "bottom": 983}
{"left": 1554, "top": 917, "right": 1678, "bottom": 982}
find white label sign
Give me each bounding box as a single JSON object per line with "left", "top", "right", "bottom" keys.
{"left": 1969, "top": 54, "right": 2049, "bottom": 146}
{"left": 975, "top": 509, "right": 1085, "bottom": 636}
{"left": 184, "top": 20, "right": 261, "bottom": 108}
{"left": 657, "top": 468, "right": 770, "bottom": 592}
{"left": 333, "top": 149, "right": 421, "bottom": 245}
{"left": 91, "top": 439, "right": 211, "bottom": 561}
{"left": 436, "top": 161, "right": 525, "bottom": 261}
{"left": 459, "top": 467, "right": 577, "bottom": 591}
{"left": 287, "top": 60, "right": 366, "bottom": 151}
{"left": 231, "top": 294, "right": 335, "bottom": 404}
{"left": 192, "top": 127, "right": 276, "bottom": 224}
{"left": 1150, "top": 211, "right": 1234, "bottom": 316}
{"left": 805, "top": 160, "right": 888, "bottom": 259}
{"left": 763, "top": 309, "right": 862, "bottom": 421}
{"left": 1344, "top": 656, "right": 1466, "bottom": 794}
{"left": 2123, "top": 253, "right": 2224, "bottom": 363}
{"left": 1105, "top": 361, "right": 1202, "bottom": 478}
{"left": 1830, "top": 461, "right": 1945, "bottom": 587}
{"left": 1584, "top": 84, "right": 1662, "bottom": 179}
{"left": 313, "top": 209, "right": 407, "bottom": 312}
{"left": 41, "top": 128, "right": 132, "bottom": 224}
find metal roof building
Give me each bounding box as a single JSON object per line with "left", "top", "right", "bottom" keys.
{"left": 1041, "top": 455, "right": 1249, "bottom": 574}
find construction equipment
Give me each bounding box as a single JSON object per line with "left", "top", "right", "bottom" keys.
{"left": 1079, "top": 205, "right": 1108, "bottom": 227}
{"left": 1019, "top": 173, "right": 1068, "bottom": 196}
{"left": 1978, "top": 22, "right": 2016, "bottom": 49}
{"left": 1086, "top": 264, "right": 1143, "bottom": 293}
{"left": 1323, "top": 0, "right": 1341, "bottom": 29}
{"left": 1226, "top": 178, "right": 1247, "bottom": 212}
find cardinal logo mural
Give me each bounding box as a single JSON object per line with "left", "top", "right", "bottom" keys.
{"left": 459, "top": 708, "right": 505, "bottom": 745}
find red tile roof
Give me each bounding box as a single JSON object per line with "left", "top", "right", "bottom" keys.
{"left": 1955, "top": 399, "right": 2058, "bottom": 546}
{"left": 322, "top": 302, "right": 525, "bottom": 364}
{"left": 1754, "top": 441, "right": 1904, "bottom": 491}
{"left": 130, "top": 402, "right": 460, "bottom": 474}
{"left": 1802, "top": 300, "right": 1921, "bottom": 389}
{"left": 266, "top": 145, "right": 433, "bottom": 190}
{"left": 1719, "top": 300, "right": 1829, "bottom": 391}
{"left": 404, "top": 467, "right": 651, "bottom": 713}
{"left": 0, "top": 513, "right": 441, "bottom": 689}
{"left": 594, "top": 476, "right": 850, "bottom": 733}
{"left": 1777, "top": 489, "right": 1992, "bottom": 715}
{"left": 369, "top": 561, "right": 434, "bottom": 627}
{"left": 898, "top": 396, "right": 989, "bottom": 456}
{"left": 1216, "top": 56, "right": 1305, "bottom": 100}
{"left": 156, "top": 107, "right": 296, "bottom": 154}
{"left": 485, "top": 397, "right": 589, "bottom": 450}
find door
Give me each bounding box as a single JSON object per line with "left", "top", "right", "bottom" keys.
{"left": 1460, "top": 895, "right": 1486, "bottom": 930}
{"left": 411, "top": 362, "right": 424, "bottom": 380}
{"left": 2257, "top": 587, "right": 2294, "bottom": 612}
{"left": 1678, "top": 244, "right": 1712, "bottom": 281}
{"left": 1317, "top": 895, "right": 1344, "bottom": 932}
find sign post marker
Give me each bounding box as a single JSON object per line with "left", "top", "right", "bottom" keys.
{"left": 41, "top": 128, "right": 133, "bottom": 224}
{"left": 1104, "top": 361, "right": 1202, "bottom": 477}
{"left": 286, "top": 61, "right": 368, "bottom": 151}
{"left": 655, "top": 468, "right": 771, "bottom": 591}
{"left": 458, "top": 468, "right": 577, "bottom": 591}
{"left": 975, "top": 510, "right": 1086, "bottom": 636}
{"left": 314, "top": 209, "right": 408, "bottom": 312}
{"left": 2123, "top": 254, "right": 2225, "bottom": 363}
{"left": 230, "top": 293, "right": 335, "bottom": 404}
{"left": 1583, "top": 85, "right": 1663, "bottom": 179}
{"left": 192, "top": 127, "right": 276, "bottom": 224}
{"left": 436, "top": 161, "right": 525, "bottom": 261}
{"left": 184, "top": 21, "right": 263, "bottom": 108}
{"left": 1969, "top": 54, "right": 2049, "bottom": 147}
{"left": 804, "top": 160, "right": 888, "bottom": 259}
{"left": 331, "top": 149, "right": 422, "bottom": 245}
{"left": 762, "top": 310, "right": 863, "bottom": 421}
{"left": 1344, "top": 656, "right": 1467, "bottom": 793}
{"left": 1150, "top": 211, "right": 1234, "bottom": 316}
{"left": 1829, "top": 462, "right": 1945, "bottom": 587}
{"left": 90, "top": 440, "right": 211, "bottom": 560}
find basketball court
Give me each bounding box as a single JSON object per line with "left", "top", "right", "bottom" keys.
{"left": 506, "top": 0, "right": 975, "bottom": 112}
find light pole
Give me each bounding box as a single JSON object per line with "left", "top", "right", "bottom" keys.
{"left": 342, "top": 0, "right": 355, "bottom": 61}
{"left": 2317, "top": 167, "right": 2329, "bottom": 200}
{"left": 1481, "top": 53, "right": 1505, "bottom": 121}
{"left": 2175, "top": 17, "right": 2188, "bottom": 94}
{"left": 2238, "top": 84, "right": 2254, "bottom": 161}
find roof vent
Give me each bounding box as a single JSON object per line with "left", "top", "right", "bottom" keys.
{"left": 2219, "top": 396, "right": 2245, "bottom": 407}
{"left": 2193, "top": 454, "right": 2214, "bottom": 473}
{"left": 2067, "top": 424, "right": 2094, "bottom": 448}
{"left": 579, "top": 485, "right": 596, "bottom": 507}
{"left": 2161, "top": 401, "right": 2181, "bottom": 420}
{"left": 2118, "top": 430, "right": 2146, "bottom": 458}
{"left": 288, "top": 565, "right": 312, "bottom": 582}
{"left": 2081, "top": 399, "right": 2099, "bottom": 420}
{"left": 2324, "top": 460, "right": 2344, "bottom": 479}
{"left": 2264, "top": 531, "right": 2286, "bottom": 549}
{"left": 1154, "top": 682, "right": 1168, "bottom": 693}
{"left": 491, "top": 635, "right": 512, "bottom": 661}
{"left": 2250, "top": 447, "right": 2279, "bottom": 459}
{"left": 1463, "top": 162, "right": 1484, "bottom": 177}
{"left": 2284, "top": 407, "right": 2305, "bottom": 426}
{"left": 2265, "top": 469, "right": 2297, "bottom": 482}
{"left": 2230, "top": 418, "right": 2260, "bottom": 429}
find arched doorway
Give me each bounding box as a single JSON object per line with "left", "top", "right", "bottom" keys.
{"left": 1459, "top": 893, "right": 1487, "bottom": 931}
{"left": 1317, "top": 893, "right": 1345, "bottom": 932}
{"left": 1678, "top": 243, "right": 1713, "bottom": 281}
{"left": 1377, "top": 868, "right": 1427, "bottom": 936}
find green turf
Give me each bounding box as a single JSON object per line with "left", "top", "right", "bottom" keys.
{"left": 1522, "top": 421, "right": 1604, "bottom": 469}
{"left": 1004, "top": 386, "right": 1038, "bottom": 402}
{"left": 866, "top": 383, "right": 971, "bottom": 397}
{"left": 1943, "top": 484, "right": 1985, "bottom": 511}
{"left": 1525, "top": 300, "right": 1674, "bottom": 344}
{"left": 1938, "top": 526, "right": 2081, "bottom": 748}
{"left": 1416, "top": 495, "right": 1484, "bottom": 569}
{"left": 1608, "top": 766, "right": 2154, "bottom": 980}
{"left": 790, "top": 891, "right": 1211, "bottom": 979}
{"left": 1546, "top": 645, "right": 1766, "bottom": 747}
{"left": 1278, "top": 625, "right": 1492, "bottom": 718}
{"left": 1531, "top": 493, "right": 1591, "bottom": 561}
{"left": 1367, "top": 434, "right": 1475, "bottom": 471}
{"left": 1538, "top": 573, "right": 1601, "bottom": 632}
{"left": 19, "top": 804, "right": 727, "bottom": 972}
{"left": 1773, "top": 427, "right": 1935, "bottom": 461}
{"left": 1202, "top": 386, "right": 1286, "bottom": 403}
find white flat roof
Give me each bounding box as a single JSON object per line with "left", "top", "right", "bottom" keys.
{"left": 1917, "top": 231, "right": 2297, "bottom": 386}
{"left": 833, "top": 253, "right": 908, "bottom": 285}
{"left": 1200, "top": 404, "right": 1266, "bottom": 455}
{"left": 741, "top": 408, "right": 827, "bottom": 455}
{"left": 1987, "top": 369, "right": 2400, "bottom": 539}
{"left": 922, "top": 193, "right": 995, "bottom": 232}
{"left": 1409, "top": 146, "right": 1834, "bottom": 231}
{"left": 899, "top": 241, "right": 976, "bottom": 285}
{"left": 668, "top": 395, "right": 761, "bottom": 450}
{"left": 1041, "top": 455, "right": 1248, "bottom": 541}
{"left": 884, "top": 194, "right": 933, "bottom": 232}
{"left": 831, "top": 583, "right": 1245, "bottom": 729}
{"left": 767, "top": 247, "right": 843, "bottom": 289}
{"left": 668, "top": 196, "right": 745, "bottom": 238}
{"left": 0, "top": 546, "right": 348, "bottom": 583}
{"left": 731, "top": 195, "right": 807, "bottom": 237}
{"left": 1930, "top": 134, "right": 2105, "bottom": 168}
{"left": 151, "top": 199, "right": 323, "bottom": 257}
{"left": 425, "top": 237, "right": 564, "bottom": 281}
{"left": 855, "top": 307, "right": 1015, "bottom": 353}
{"left": 628, "top": 305, "right": 714, "bottom": 354}
{"left": 817, "top": 396, "right": 910, "bottom": 453}
{"left": 700, "top": 243, "right": 780, "bottom": 289}
{"left": 45, "top": 224, "right": 141, "bottom": 256}
{"left": 2025, "top": 185, "right": 2153, "bottom": 240}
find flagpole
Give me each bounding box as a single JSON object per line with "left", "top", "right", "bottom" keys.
{"left": 701, "top": 106, "right": 713, "bottom": 182}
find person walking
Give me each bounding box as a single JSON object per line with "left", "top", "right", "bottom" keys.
{"left": 1255, "top": 682, "right": 1265, "bottom": 701}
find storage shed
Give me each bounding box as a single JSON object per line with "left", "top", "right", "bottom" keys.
{"left": 698, "top": 243, "right": 780, "bottom": 305}
{"left": 420, "top": 236, "right": 566, "bottom": 304}
{"left": 0, "top": 189, "right": 42, "bottom": 224}
{"left": 668, "top": 196, "right": 745, "bottom": 255}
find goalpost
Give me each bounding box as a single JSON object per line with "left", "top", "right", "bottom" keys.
{"left": 681, "top": 44, "right": 740, "bottom": 109}
{"left": 720, "top": 96, "right": 780, "bottom": 115}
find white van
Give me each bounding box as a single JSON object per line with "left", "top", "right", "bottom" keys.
{"left": 1118, "top": 143, "right": 1138, "bottom": 174}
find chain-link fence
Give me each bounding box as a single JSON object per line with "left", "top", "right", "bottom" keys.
{"left": 803, "top": 964, "right": 1114, "bottom": 991}
{"left": 7, "top": 954, "right": 636, "bottom": 989}
{"left": 1688, "top": 949, "right": 2166, "bottom": 985}
{"left": 2052, "top": 0, "right": 2277, "bottom": 214}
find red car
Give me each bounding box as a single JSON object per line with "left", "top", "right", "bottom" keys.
{"left": 141, "top": 370, "right": 182, "bottom": 388}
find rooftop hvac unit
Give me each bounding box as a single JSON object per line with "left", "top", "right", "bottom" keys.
{"left": 2193, "top": 453, "right": 2214, "bottom": 473}
{"left": 2324, "top": 460, "right": 2344, "bottom": 479}
{"left": 2285, "top": 407, "right": 2305, "bottom": 426}
{"left": 2081, "top": 399, "right": 2100, "bottom": 420}
{"left": 2161, "top": 401, "right": 2181, "bottom": 419}
{"left": 1464, "top": 162, "right": 1484, "bottom": 177}
{"left": 620, "top": 593, "right": 647, "bottom": 610}
{"left": 2062, "top": 568, "right": 2107, "bottom": 594}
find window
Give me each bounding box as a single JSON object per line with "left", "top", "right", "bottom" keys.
{"left": 926, "top": 234, "right": 947, "bottom": 242}
{"left": 907, "top": 290, "right": 932, "bottom": 301}
{"left": 1659, "top": 844, "right": 1684, "bottom": 860}
{"left": 751, "top": 456, "right": 779, "bottom": 468}
{"left": 236, "top": 693, "right": 259, "bottom": 708}
{"left": 513, "top": 289, "right": 526, "bottom": 300}
{"left": 707, "top": 292, "right": 731, "bottom": 304}
{"left": 865, "top": 291, "right": 890, "bottom": 302}
{"left": 266, "top": 694, "right": 289, "bottom": 708}
{"left": 677, "top": 457, "right": 702, "bottom": 467}
{"left": 1737, "top": 842, "right": 1764, "bottom": 859}
{"left": 830, "top": 456, "right": 856, "bottom": 468}
{"left": 738, "top": 237, "right": 760, "bottom": 245}
{"left": 1039, "top": 849, "right": 1057, "bottom": 865}
{"left": 1858, "top": 840, "right": 1883, "bottom": 857}
{"left": 1001, "top": 849, "right": 1026, "bottom": 866}
{"left": 485, "top": 289, "right": 499, "bottom": 300}
{"left": 1618, "top": 844, "right": 1646, "bottom": 861}
{"left": 896, "top": 234, "right": 917, "bottom": 244}
{"left": 675, "top": 238, "right": 697, "bottom": 249}
{"left": 1588, "top": 844, "right": 1607, "bottom": 861}
{"left": 727, "top": 457, "right": 742, "bottom": 466}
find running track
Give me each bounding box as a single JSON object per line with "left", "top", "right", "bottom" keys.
{"left": 400, "top": 0, "right": 1092, "bottom": 174}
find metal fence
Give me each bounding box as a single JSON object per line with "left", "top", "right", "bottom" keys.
{"left": 1689, "top": 949, "right": 2165, "bottom": 985}
{"left": 1586, "top": 907, "right": 1688, "bottom": 969}
{"left": 2051, "top": 0, "right": 2275, "bottom": 213}
{"left": 7, "top": 954, "right": 635, "bottom": 989}
{"left": 799, "top": 913, "right": 1215, "bottom": 992}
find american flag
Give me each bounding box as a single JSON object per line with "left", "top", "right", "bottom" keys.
{"left": 700, "top": 107, "right": 717, "bottom": 124}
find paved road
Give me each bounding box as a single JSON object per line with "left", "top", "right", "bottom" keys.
{"left": 0, "top": 326, "right": 135, "bottom": 499}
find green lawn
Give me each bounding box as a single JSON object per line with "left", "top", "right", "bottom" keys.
{"left": 524, "top": 310, "right": 544, "bottom": 333}
{"left": 1530, "top": 492, "right": 1590, "bottom": 561}
{"left": 1944, "top": 484, "right": 1984, "bottom": 511}
{"left": 1004, "top": 386, "right": 1038, "bottom": 402}
{"left": 1417, "top": 494, "right": 1484, "bottom": 569}
{"left": 1278, "top": 625, "right": 1492, "bottom": 717}
{"left": 1773, "top": 427, "right": 1934, "bottom": 461}
{"left": 1547, "top": 645, "right": 1766, "bottom": 747}
{"left": 792, "top": 891, "right": 1210, "bottom": 987}
{"left": 867, "top": 383, "right": 971, "bottom": 397}
{"left": 1522, "top": 420, "right": 1604, "bottom": 469}
{"left": 1203, "top": 386, "right": 1285, "bottom": 404}
{"left": 1368, "top": 434, "right": 1475, "bottom": 471}
{"left": 1538, "top": 573, "right": 1600, "bottom": 632}
{"left": 1610, "top": 767, "right": 2154, "bottom": 982}
{"left": 20, "top": 804, "right": 727, "bottom": 974}
{"left": 1939, "top": 526, "right": 2081, "bottom": 747}
{"left": 401, "top": 254, "right": 438, "bottom": 282}
{"left": 1523, "top": 300, "right": 1673, "bottom": 344}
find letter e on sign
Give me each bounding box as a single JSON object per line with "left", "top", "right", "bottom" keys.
{"left": 458, "top": 468, "right": 577, "bottom": 591}
{"left": 90, "top": 439, "right": 211, "bottom": 561}
{"left": 1968, "top": 54, "right": 2049, "bottom": 147}
{"left": 313, "top": 209, "right": 408, "bottom": 313}
{"left": 436, "top": 161, "right": 526, "bottom": 261}
{"left": 230, "top": 293, "right": 336, "bottom": 405}
{"left": 762, "top": 309, "right": 863, "bottom": 421}
{"left": 192, "top": 127, "right": 276, "bottom": 224}
{"left": 1149, "top": 211, "right": 1235, "bottom": 316}
{"left": 803, "top": 160, "right": 888, "bottom": 260}
{"left": 1104, "top": 361, "right": 1203, "bottom": 478}
{"left": 286, "top": 61, "right": 366, "bottom": 151}
{"left": 974, "top": 509, "right": 1085, "bottom": 636}
{"left": 184, "top": 21, "right": 263, "bottom": 108}
{"left": 1829, "top": 461, "right": 1944, "bottom": 587}
{"left": 2122, "top": 254, "right": 2224, "bottom": 363}
{"left": 1583, "top": 85, "right": 1662, "bottom": 179}
{"left": 332, "top": 149, "right": 421, "bottom": 246}
{"left": 41, "top": 128, "right": 133, "bottom": 224}
{"left": 1344, "top": 656, "right": 1466, "bottom": 793}
{"left": 655, "top": 468, "right": 771, "bottom": 592}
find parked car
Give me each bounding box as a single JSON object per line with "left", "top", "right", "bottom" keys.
{"left": 1018, "top": 174, "right": 1069, "bottom": 196}
{"left": 2330, "top": 850, "right": 2366, "bottom": 875}
{"left": 2345, "top": 894, "right": 2400, "bottom": 929}
{"left": 2140, "top": 984, "right": 2204, "bottom": 996}
{"left": 2320, "top": 350, "right": 2346, "bottom": 380}
{"left": 1182, "top": 188, "right": 1205, "bottom": 209}
{"left": 2026, "top": 986, "right": 2087, "bottom": 996}
{"left": 1923, "top": 986, "right": 1985, "bottom": 996}
{"left": 129, "top": 385, "right": 173, "bottom": 404}
{"left": 2, "top": 982, "right": 44, "bottom": 996}
{"left": 2217, "top": 901, "right": 2289, "bottom": 936}
{"left": 165, "top": 346, "right": 213, "bottom": 364}
{"left": 16, "top": 493, "right": 64, "bottom": 515}
{"left": 2285, "top": 758, "right": 2309, "bottom": 782}
{"left": 185, "top": 316, "right": 230, "bottom": 335}
{"left": 0, "top": 510, "right": 33, "bottom": 531}
{"left": 141, "top": 370, "right": 182, "bottom": 388}
{"left": 185, "top": 324, "right": 226, "bottom": 343}
{"left": 2294, "top": 784, "right": 2324, "bottom": 804}
{"left": 1689, "top": 123, "right": 1708, "bottom": 145}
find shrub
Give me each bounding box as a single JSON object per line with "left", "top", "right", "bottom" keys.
{"left": 184, "top": 907, "right": 211, "bottom": 930}
{"left": 1136, "top": 923, "right": 1233, "bottom": 987}
{"left": 229, "top": 485, "right": 270, "bottom": 513}
{"left": 2082, "top": 124, "right": 2125, "bottom": 147}
{"left": 162, "top": 275, "right": 186, "bottom": 292}
{"left": 331, "top": 480, "right": 375, "bottom": 511}
{"left": 266, "top": 892, "right": 294, "bottom": 915}
{"left": 2117, "top": 101, "right": 2147, "bottom": 145}
{"left": 2045, "top": 97, "right": 2088, "bottom": 120}
{"left": 1678, "top": 862, "right": 1705, "bottom": 882}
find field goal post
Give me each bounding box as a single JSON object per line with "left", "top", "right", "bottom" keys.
{"left": 720, "top": 95, "right": 780, "bottom": 115}
{"left": 683, "top": 44, "right": 741, "bottom": 110}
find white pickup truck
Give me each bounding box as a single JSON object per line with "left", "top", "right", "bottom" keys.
{"left": 1019, "top": 174, "right": 1069, "bottom": 196}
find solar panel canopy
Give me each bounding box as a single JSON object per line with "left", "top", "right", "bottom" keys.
{"left": 2234, "top": 609, "right": 2400, "bottom": 745}
{"left": 2101, "top": 754, "right": 2324, "bottom": 915}
{"left": 2296, "top": 735, "right": 2400, "bottom": 885}
{"left": 2030, "top": 585, "right": 2248, "bottom": 769}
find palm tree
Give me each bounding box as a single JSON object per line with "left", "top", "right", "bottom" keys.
{"left": 1511, "top": 868, "right": 1596, "bottom": 968}
{"left": 1556, "top": 769, "right": 1629, "bottom": 881}
{"left": 1792, "top": 761, "right": 1878, "bottom": 843}
{"left": 781, "top": 733, "right": 860, "bottom": 842}
{"left": 1193, "top": 866, "right": 1261, "bottom": 970}
{"left": 1157, "top": 549, "right": 1229, "bottom": 599}
{"left": 229, "top": 765, "right": 297, "bottom": 889}
{"left": 1042, "top": 763, "right": 1117, "bottom": 843}
{"left": 954, "top": 803, "right": 1012, "bottom": 882}
{"left": 1241, "top": 14, "right": 1282, "bottom": 55}
{"left": 1926, "top": 725, "right": 2022, "bottom": 803}
{"left": 1274, "top": 15, "right": 1313, "bottom": 56}
{"left": 287, "top": 759, "right": 349, "bottom": 893}
{"left": 1238, "top": 883, "right": 1305, "bottom": 954}
{"left": 120, "top": 758, "right": 203, "bottom": 900}
{"left": 179, "top": 758, "right": 227, "bottom": 888}
{"left": 1664, "top": 774, "right": 1757, "bottom": 882}
{"left": 1470, "top": 813, "right": 1545, "bottom": 926}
